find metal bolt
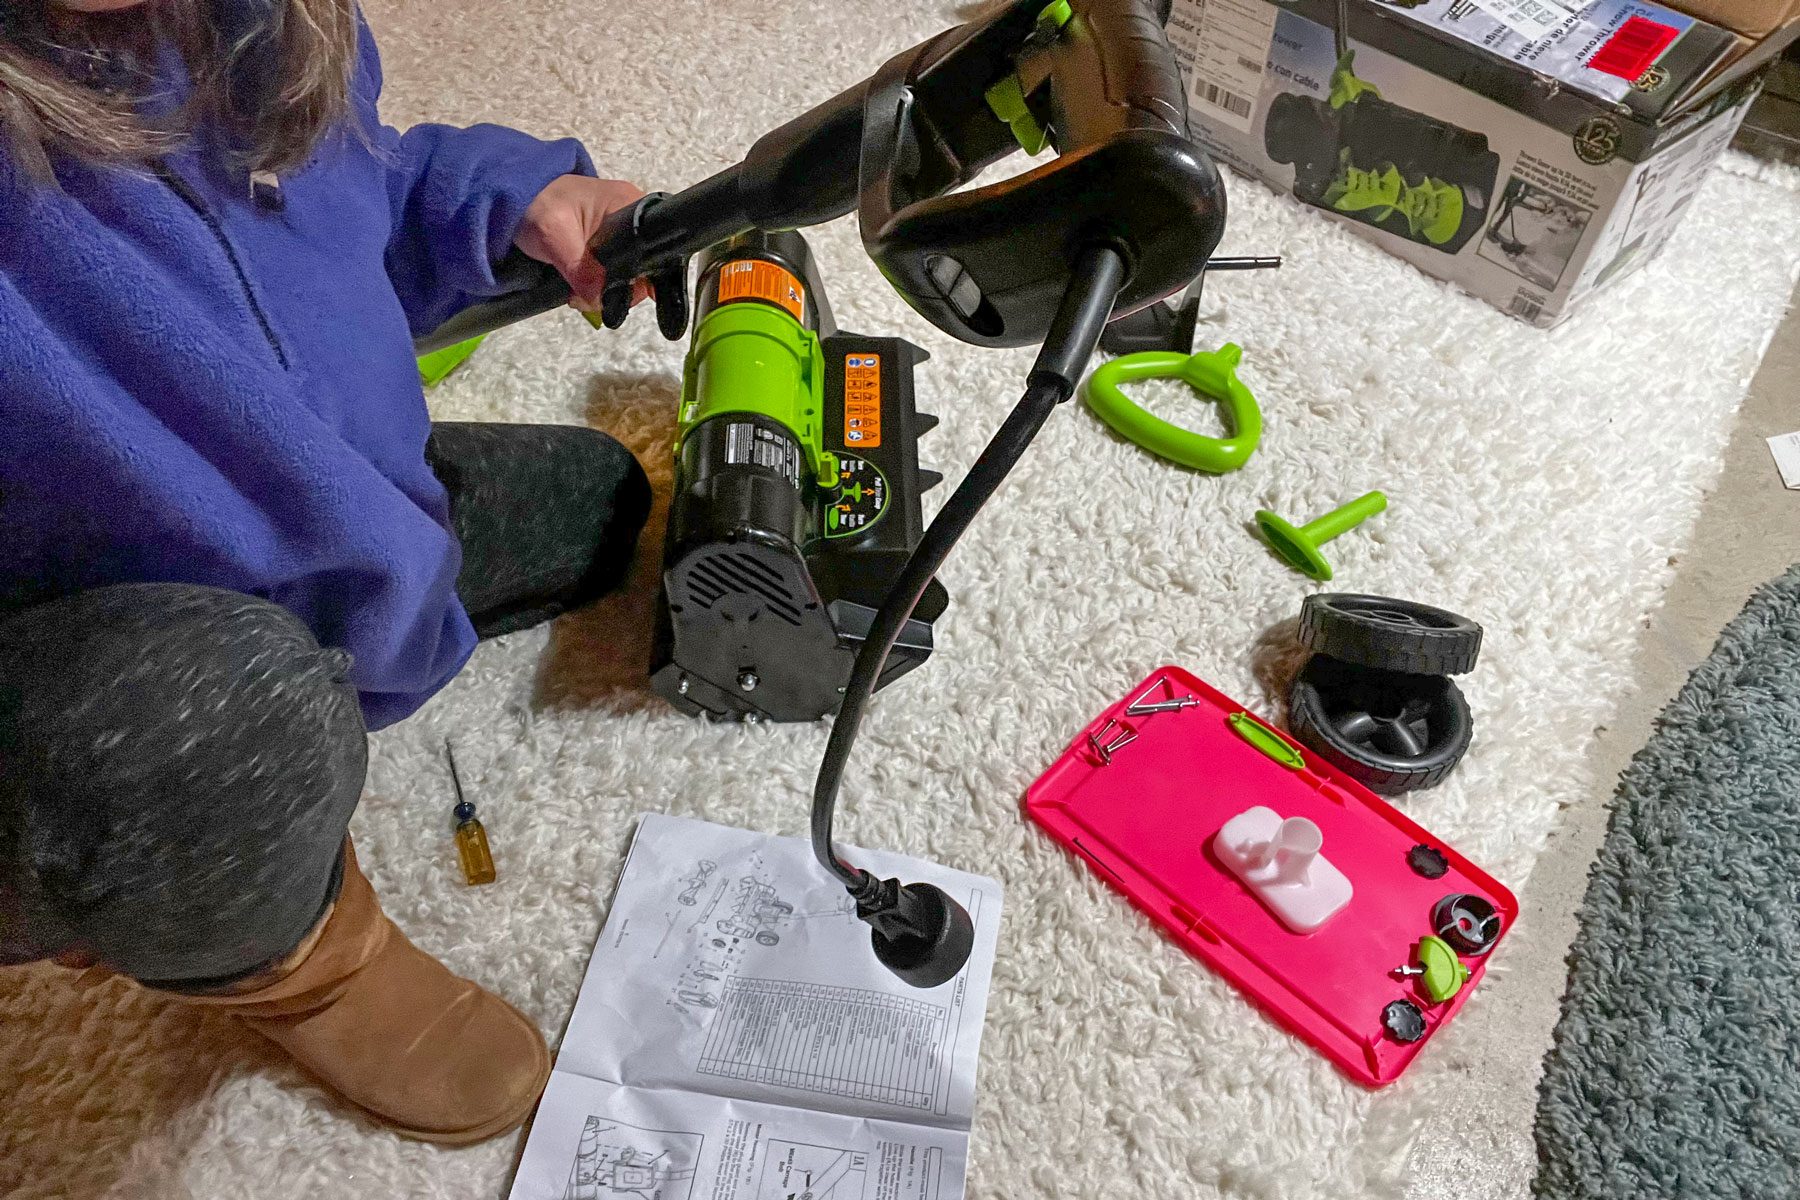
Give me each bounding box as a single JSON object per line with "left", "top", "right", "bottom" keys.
{"left": 1392, "top": 964, "right": 1424, "bottom": 979}
{"left": 678, "top": 677, "right": 690, "bottom": 696}
{"left": 1125, "top": 680, "right": 1201, "bottom": 717}
{"left": 1127, "top": 698, "right": 1200, "bottom": 716}
{"left": 738, "top": 671, "right": 759, "bottom": 692}
{"left": 743, "top": 712, "right": 761, "bottom": 725}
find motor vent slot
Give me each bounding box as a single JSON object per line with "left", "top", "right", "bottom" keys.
{"left": 684, "top": 551, "right": 805, "bottom": 626}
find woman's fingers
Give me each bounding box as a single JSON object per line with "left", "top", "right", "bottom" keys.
{"left": 515, "top": 174, "right": 654, "bottom": 313}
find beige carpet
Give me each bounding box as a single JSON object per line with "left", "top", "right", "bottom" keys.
{"left": 5, "top": 2, "right": 1800, "bottom": 1198}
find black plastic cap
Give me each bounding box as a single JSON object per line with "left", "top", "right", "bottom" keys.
{"left": 868, "top": 883, "right": 974, "bottom": 989}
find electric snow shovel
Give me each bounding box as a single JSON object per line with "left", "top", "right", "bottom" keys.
{"left": 418, "top": 0, "right": 1226, "bottom": 988}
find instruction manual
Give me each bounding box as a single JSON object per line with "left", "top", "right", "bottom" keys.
{"left": 508, "top": 813, "right": 1004, "bottom": 1200}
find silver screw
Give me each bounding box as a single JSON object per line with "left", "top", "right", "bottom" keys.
{"left": 1392, "top": 965, "right": 1424, "bottom": 979}
{"left": 738, "top": 671, "right": 759, "bottom": 692}
{"left": 678, "top": 677, "right": 690, "bottom": 696}
{"left": 743, "top": 712, "right": 762, "bottom": 725}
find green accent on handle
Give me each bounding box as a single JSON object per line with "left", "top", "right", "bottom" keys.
{"left": 984, "top": 74, "right": 1050, "bottom": 156}
{"left": 1227, "top": 711, "right": 1307, "bottom": 771}
{"left": 1414, "top": 935, "right": 1472, "bottom": 1004}
{"left": 1083, "top": 345, "right": 1261, "bottom": 473}
{"left": 1254, "top": 490, "right": 1388, "bottom": 581}
{"left": 982, "top": 2, "right": 1070, "bottom": 157}
{"left": 679, "top": 291, "right": 831, "bottom": 487}
{"left": 1037, "top": 0, "right": 1074, "bottom": 33}
{"left": 416, "top": 334, "right": 487, "bottom": 388}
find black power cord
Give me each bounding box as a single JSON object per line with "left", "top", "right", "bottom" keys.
{"left": 811, "top": 243, "right": 1130, "bottom": 988}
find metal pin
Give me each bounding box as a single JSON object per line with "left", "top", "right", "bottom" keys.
{"left": 1087, "top": 717, "right": 1143, "bottom": 765}
{"left": 1203, "top": 255, "right": 1282, "bottom": 272}
{"left": 1126, "top": 682, "right": 1166, "bottom": 710}
{"left": 1087, "top": 718, "right": 1119, "bottom": 764}
{"left": 1392, "top": 964, "right": 1424, "bottom": 979}
{"left": 1104, "top": 730, "right": 1139, "bottom": 754}
{"left": 1126, "top": 679, "right": 1202, "bottom": 717}
{"left": 1128, "top": 698, "right": 1201, "bottom": 716}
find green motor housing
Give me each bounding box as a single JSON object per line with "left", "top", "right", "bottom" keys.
{"left": 650, "top": 231, "right": 945, "bottom": 722}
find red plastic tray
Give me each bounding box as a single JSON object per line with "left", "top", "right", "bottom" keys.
{"left": 1023, "top": 666, "right": 1517, "bottom": 1087}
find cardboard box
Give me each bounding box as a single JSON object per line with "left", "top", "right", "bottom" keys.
{"left": 1666, "top": 0, "right": 1800, "bottom": 40}
{"left": 1734, "top": 42, "right": 1800, "bottom": 157}
{"left": 1168, "top": 0, "right": 1792, "bottom": 326}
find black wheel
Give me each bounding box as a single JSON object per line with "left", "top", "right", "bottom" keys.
{"left": 1298, "top": 594, "right": 1483, "bottom": 676}
{"left": 1287, "top": 656, "right": 1472, "bottom": 794}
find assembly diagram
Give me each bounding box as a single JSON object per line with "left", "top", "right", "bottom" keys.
{"left": 676, "top": 860, "right": 717, "bottom": 906}
{"left": 562, "top": 1116, "right": 702, "bottom": 1200}
{"left": 667, "top": 859, "right": 849, "bottom": 1016}
{"left": 716, "top": 875, "right": 795, "bottom": 946}
{"left": 758, "top": 1139, "right": 869, "bottom": 1200}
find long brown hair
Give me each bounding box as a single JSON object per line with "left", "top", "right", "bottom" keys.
{"left": 0, "top": 0, "right": 358, "bottom": 179}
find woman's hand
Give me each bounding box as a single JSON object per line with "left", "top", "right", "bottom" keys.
{"left": 515, "top": 175, "right": 651, "bottom": 312}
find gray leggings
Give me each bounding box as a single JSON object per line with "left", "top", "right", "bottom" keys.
{"left": 0, "top": 423, "right": 649, "bottom": 986}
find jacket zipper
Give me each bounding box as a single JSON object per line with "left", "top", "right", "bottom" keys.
{"left": 155, "top": 165, "right": 291, "bottom": 370}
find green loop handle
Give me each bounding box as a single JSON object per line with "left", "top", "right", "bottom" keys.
{"left": 1082, "top": 344, "right": 1262, "bottom": 474}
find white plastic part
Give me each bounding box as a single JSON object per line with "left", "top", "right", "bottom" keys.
{"left": 1213, "top": 806, "right": 1353, "bottom": 934}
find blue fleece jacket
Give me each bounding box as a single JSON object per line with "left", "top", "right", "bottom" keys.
{"left": 0, "top": 27, "right": 593, "bottom": 729}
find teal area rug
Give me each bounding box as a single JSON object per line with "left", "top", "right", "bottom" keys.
{"left": 1535, "top": 563, "right": 1800, "bottom": 1198}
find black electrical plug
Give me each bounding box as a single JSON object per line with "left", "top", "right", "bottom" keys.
{"left": 853, "top": 875, "right": 974, "bottom": 989}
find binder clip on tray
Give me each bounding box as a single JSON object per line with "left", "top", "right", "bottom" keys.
{"left": 1023, "top": 667, "right": 1516, "bottom": 1086}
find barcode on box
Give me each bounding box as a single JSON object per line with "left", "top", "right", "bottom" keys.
{"left": 1235, "top": 54, "right": 1264, "bottom": 74}
{"left": 1201, "top": 81, "right": 1253, "bottom": 119}
{"left": 1508, "top": 293, "right": 1544, "bottom": 322}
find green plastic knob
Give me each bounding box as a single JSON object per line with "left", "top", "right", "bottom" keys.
{"left": 1083, "top": 344, "right": 1262, "bottom": 474}
{"left": 1415, "top": 935, "right": 1472, "bottom": 1004}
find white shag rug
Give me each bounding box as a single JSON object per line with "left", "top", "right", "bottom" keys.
{"left": 4, "top": 3, "right": 1798, "bottom": 1197}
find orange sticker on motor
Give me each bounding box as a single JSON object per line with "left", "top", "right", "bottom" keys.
{"left": 716, "top": 259, "right": 806, "bottom": 321}
{"left": 843, "top": 353, "right": 882, "bottom": 449}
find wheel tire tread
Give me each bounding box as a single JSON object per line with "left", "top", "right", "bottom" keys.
{"left": 1298, "top": 594, "right": 1483, "bottom": 676}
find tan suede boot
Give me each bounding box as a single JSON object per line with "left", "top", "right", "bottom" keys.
{"left": 167, "top": 843, "right": 550, "bottom": 1145}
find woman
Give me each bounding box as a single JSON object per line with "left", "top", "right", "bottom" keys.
{"left": 0, "top": 0, "right": 652, "bottom": 1144}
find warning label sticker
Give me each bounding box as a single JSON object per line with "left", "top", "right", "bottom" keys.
{"left": 842, "top": 354, "right": 882, "bottom": 449}
{"left": 724, "top": 422, "right": 802, "bottom": 489}
{"left": 716, "top": 260, "right": 806, "bottom": 321}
